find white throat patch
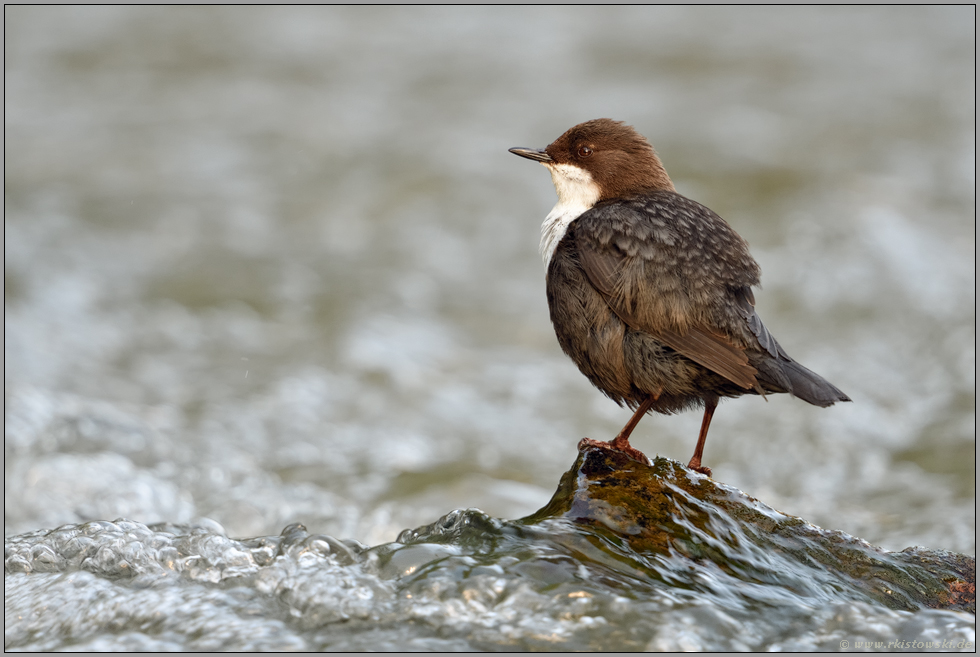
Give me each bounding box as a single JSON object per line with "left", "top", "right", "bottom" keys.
{"left": 539, "top": 163, "right": 601, "bottom": 267}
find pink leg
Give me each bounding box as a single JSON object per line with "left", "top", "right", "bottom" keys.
{"left": 687, "top": 396, "right": 718, "bottom": 477}
{"left": 579, "top": 391, "right": 659, "bottom": 463}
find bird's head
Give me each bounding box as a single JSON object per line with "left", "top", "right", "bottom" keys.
{"left": 510, "top": 119, "right": 675, "bottom": 206}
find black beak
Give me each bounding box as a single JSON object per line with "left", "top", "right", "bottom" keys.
{"left": 509, "top": 147, "right": 553, "bottom": 163}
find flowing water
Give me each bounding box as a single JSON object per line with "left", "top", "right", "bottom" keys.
{"left": 4, "top": 6, "right": 975, "bottom": 651}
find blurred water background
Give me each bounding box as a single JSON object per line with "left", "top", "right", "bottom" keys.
{"left": 4, "top": 6, "right": 975, "bottom": 651}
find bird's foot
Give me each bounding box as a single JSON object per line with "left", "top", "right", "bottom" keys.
{"left": 686, "top": 458, "right": 713, "bottom": 477}
{"left": 578, "top": 437, "right": 651, "bottom": 465}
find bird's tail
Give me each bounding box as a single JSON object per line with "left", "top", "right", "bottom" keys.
{"left": 779, "top": 360, "right": 850, "bottom": 407}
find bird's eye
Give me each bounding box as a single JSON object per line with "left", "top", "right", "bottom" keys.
{"left": 577, "top": 145, "right": 593, "bottom": 158}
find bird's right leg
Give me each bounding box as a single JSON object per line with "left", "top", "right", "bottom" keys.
{"left": 687, "top": 395, "right": 718, "bottom": 477}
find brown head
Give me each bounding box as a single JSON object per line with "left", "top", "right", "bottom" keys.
{"left": 510, "top": 119, "right": 675, "bottom": 205}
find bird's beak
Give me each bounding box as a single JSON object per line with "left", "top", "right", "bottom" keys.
{"left": 509, "top": 147, "right": 553, "bottom": 163}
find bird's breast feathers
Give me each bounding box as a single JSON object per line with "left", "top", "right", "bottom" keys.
{"left": 540, "top": 163, "right": 602, "bottom": 266}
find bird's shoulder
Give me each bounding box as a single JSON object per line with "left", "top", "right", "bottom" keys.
{"left": 573, "top": 190, "right": 760, "bottom": 287}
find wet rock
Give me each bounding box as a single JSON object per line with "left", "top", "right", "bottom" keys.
{"left": 520, "top": 446, "right": 975, "bottom": 614}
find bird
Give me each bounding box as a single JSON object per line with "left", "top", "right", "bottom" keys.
{"left": 509, "top": 119, "right": 850, "bottom": 476}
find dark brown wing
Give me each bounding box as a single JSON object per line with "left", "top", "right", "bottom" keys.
{"left": 732, "top": 286, "right": 789, "bottom": 360}
{"left": 575, "top": 192, "right": 764, "bottom": 392}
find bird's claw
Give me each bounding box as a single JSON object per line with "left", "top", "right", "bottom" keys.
{"left": 687, "top": 461, "right": 713, "bottom": 477}
{"left": 578, "top": 437, "right": 651, "bottom": 464}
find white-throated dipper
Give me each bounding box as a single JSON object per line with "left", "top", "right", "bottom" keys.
{"left": 510, "top": 119, "right": 850, "bottom": 476}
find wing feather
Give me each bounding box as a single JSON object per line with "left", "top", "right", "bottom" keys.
{"left": 575, "top": 193, "right": 764, "bottom": 391}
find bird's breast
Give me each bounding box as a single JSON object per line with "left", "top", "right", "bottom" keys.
{"left": 546, "top": 230, "right": 635, "bottom": 403}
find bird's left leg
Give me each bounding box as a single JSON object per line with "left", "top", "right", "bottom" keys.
{"left": 579, "top": 390, "right": 660, "bottom": 464}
